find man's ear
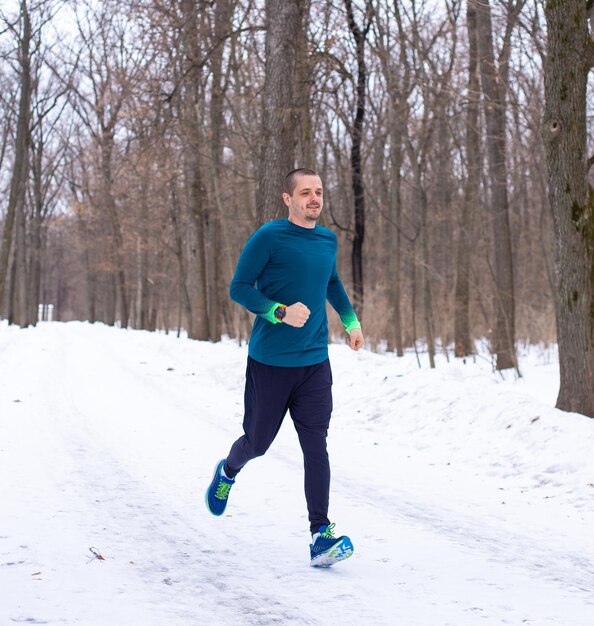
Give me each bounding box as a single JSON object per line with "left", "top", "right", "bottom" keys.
{"left": 282, "top": 192, "right": 291, "bottom": 207}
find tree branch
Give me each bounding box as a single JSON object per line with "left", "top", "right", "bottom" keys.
{"left": 163, "top": 25, "right": 265, "bottom": 103}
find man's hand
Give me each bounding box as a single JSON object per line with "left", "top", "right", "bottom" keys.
{"left": 283, "top": 302, "right": 310, "bottom": 328}
{"left": 347, "top": 328, "right": 364, "bottom": 351}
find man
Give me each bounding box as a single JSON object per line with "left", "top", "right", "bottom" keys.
{"left": 206, "top": 168, "right": 364, "bottom": 567}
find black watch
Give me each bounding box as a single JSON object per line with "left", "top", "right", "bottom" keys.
{"left": 274, "top": 305, "right": 287, "bottom": 321}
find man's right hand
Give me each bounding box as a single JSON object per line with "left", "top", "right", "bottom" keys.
{"left": 283, "top": 302, "right": 310, "bottom": 328}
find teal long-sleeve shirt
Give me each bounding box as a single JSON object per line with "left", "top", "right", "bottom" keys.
{"left": 230, "top": 219, "right": 361, "bottom": 367}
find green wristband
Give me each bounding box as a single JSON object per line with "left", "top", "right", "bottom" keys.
{"left": 345, "top": 320, "right": 362, "bottom": 333}
{"left": 262, "top": 302, "right": 286, "bottom": 324}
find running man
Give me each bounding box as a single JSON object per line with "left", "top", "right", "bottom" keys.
{"left": 206, "top": 168, "right": 364, "bottom": 567}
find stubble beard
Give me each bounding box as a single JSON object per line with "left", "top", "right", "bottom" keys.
{"left": 289, "top": 199, "right": 321, "bottom": 224}
{"left": 305, "top": 204, "right": 321, "bottom": 222}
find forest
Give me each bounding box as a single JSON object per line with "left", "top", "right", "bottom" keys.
{"left": 1, "top": 0, "right": 593, "bottom": 414}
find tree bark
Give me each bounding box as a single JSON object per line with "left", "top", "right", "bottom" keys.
{"left": 388, "top": 104, "right": 404, "bottom": 356}
{"left": 137, "top": 164, "right": 150, "bottom": 330}
{"left": 543, "top": 0, "right": 594, "bottom": 416}
{"left": 455, "top": 0, "right": 480, "bottom": 358}
{"left": 474, "top": 0, "right": 517, "bottom": 371}
{"left": 207, "top": 0, "right": 234, "bottom": 342}
{"left": 11, "top": 192, "right": 29, "bottom": 325}
{"left": 71, "top": 180, "right": 97, "bottom": 323}
{"left": 256, "top": 0, "right": 302, "bottom": 224}
{"left": 386, "top": 2, "right": 411, "bottom": 357}
{"left": 295, "top": 0, "right": 314, "bottom": 168}
{"left": 0, "top": 0, "right": 31, "bottom": 317}
{"left": 100, "top": 134, "right": 129, "bottom": 328}
{"left": 170, "top": 183, "right": 194, "bottom": 339}
{"left": 343, "top": 0, "right": 370, "bottom": 319}
{"left": 29, "top": 136, "right": 45, "bottom": 327}
{"left": 419, "top": 185, "right": 436, "bottom": 368}
{"left": 180, "top": 0, "right": 210, "bottom": 340}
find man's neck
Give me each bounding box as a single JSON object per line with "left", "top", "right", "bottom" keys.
{"left": 288, "top": 216, "right": 316, "bottom": 229}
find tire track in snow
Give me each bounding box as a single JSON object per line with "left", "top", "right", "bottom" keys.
{"left": 271, "top": 425, "right": 594, "bottom": 619}
{"left": 19, "top": 323, "right": 594, "bottom": 626}
{"left": 58, "top": 434, "right": 313, "bottom": 626}
{"left": 42, "top": 323, "right": 375, "bottom": 626}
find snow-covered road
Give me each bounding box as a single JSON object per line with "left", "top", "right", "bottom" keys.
{"left": 1, "top": 322, "right": 593, "bottom": 625}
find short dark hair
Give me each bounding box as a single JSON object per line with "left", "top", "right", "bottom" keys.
{"left": 283, "top": 168, "right": 319, "bottom": 196}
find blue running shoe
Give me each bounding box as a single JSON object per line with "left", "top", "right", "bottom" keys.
{"left": 205, "top": 459, "right": 235, "bottom": 516}
{"left": 310, "top": 523, "right": 354, "bottom": 567}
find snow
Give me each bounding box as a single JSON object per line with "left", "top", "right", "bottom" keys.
{"left": 1, "top": 321, "right": 593, "bottom": 625}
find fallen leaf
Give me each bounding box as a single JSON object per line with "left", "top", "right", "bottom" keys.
{"left": 89, "top": 547, "right": 105, "bottom": 561}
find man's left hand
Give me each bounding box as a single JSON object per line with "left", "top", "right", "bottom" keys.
{"left": 347, "top": 328, "right": 364, "bottom": 351}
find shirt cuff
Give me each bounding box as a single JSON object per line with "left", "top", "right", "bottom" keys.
{"left": 345, "top": 320, "right": 362, "bottom": 333}
{"left": 261, "top": 302, "right": 285, "bottom": 324}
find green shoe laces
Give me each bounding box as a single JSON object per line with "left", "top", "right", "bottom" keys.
{"left": 320, "top": 523, "right": 336, "bottom": 539}
{"left": 215, "top": 480, "right": 232, "bottom": 500}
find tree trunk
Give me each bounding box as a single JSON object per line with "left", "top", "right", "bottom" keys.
{"left": 0, "top": 0, "right": 31, "bottom": 317}
{"left": 256, "top": 0, "right": 302, "bottom": 224}
{"left": 100, "top": 135, "right": 129, "bottom": 327}
{"left": 474, "top": 0, "right": 517, "bottom": 371}
{"left": 207, "top": 0, "right": 234, "bottom": 342}
{"left": 187, "top": 113, "right": 210, "bottom": 342}
{"left": 295, "top": 0, "right": 314, "bottom": 167}
{"left": 388, "top": 106, "right": 404, "bottom": 357}
{"left": 419, "top": 184, "right": 436, "bottom": 368}
{"left": 386, "top": 2, "right": 411, "bottom": 357}
{"left": 28, "top": 220, "right": 42, "bottom": 327}
{"left": 344, "top": 0, "right": 369, "bottom": 319}
{"left": 72, "top": 198, "right": 97, "bottom": 323}
{"left": 181, "top": 0, "right": 209, "bottom": 341}
{"left": 455, "top": 0, "right": 480, "bottom": 358}
{"left": 543, "top": 0, "right": 594, "bottom": 416}
{"left": 7, "top": 246, "right": 17, "bottom": 325}
{"left": 28, "top": 143, "right": 44, "bottom": 328}
{"left": 136, "top": 160, "right": 150, "bottom": 330}
{"left": 170, "top": 183, "right": 194, "bottom": 338}
{"left": 13, "top": 187, "right": 29, "bottom": 326}
{"left": 106, "top": 274, "right": 117, "bottom": 326}
{"left": 434, "top": 88, "right": 454, "bottom": 315}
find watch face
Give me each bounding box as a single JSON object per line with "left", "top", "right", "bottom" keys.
{"left": 274, "top": 306, "right": 286, "bottom": 320}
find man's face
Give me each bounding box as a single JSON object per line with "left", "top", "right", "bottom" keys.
{"left": 283, "top": 175, "right": 323, "bottom": 228}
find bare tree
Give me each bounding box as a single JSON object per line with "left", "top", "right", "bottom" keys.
{"left": 454, "top": 0, "right": 480, "bottom": 358}
{"left": 256, "top": 0, "right": 304, "bottom": 223}
{"left": 0, "top": 0, "right": 565, "bottom": 373}
{"left": 295, "top": 0, "right": 314, "bottom": 168}
{"left": 343, "top": 0, "right": 372, "bottom": 318}
{"left": 68, "top": 145, "right": 99, "bottom": 323}
{"left": 0, "top": 0, "right": 32, "bottom": 318}
{"left": 373, "top": 0, "right": 411, "bottom": 356}
{"left": 474, "top": 0, "right": 525, "bottom": 371}
{"left": 65, "top": 0, "right": 146, "bottom": 327}
{"left": 27, "top": 62, "right": 68, "bottom": 326}
{"left": 178, "top": 0, "right": 210, "bottom": 340}
{"left": 207, "top": 0, "right": 234, "bottom": 341}
{"left": 543, "top": 0, "right": 594, "bottom": 416}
